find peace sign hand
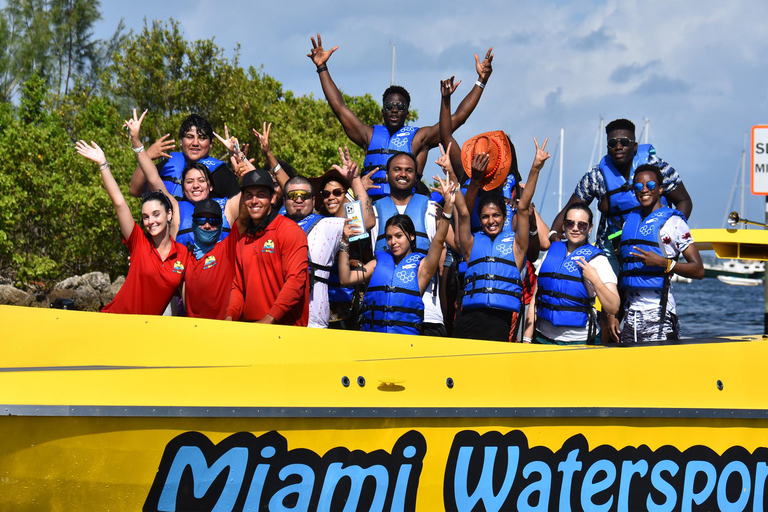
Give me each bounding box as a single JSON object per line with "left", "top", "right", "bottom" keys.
{"left": 308, "top": 33, "right": 339, "bottom": 68}
{"left": 252, "top": 122, "right": 272, "bottom": 155}
{"left": 213, "top": 124, "right": 245, "bottom": 161}
{"left": 332, "top": 146, "right": 360, "bottom": 182}
{"left": 475, "top": 47, "right": 493, "bottom": 83}
{"left": 432, "top": 175, "right": 456, "bottom": 211}
{"left": 532, "top": 137, "right": 551, "bottom": 171}
{"left": 123, "top": 108, "right": 147, "bottom": 144}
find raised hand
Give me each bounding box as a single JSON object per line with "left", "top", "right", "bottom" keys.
{"left": 307, "top": 33, "right": 338, "bottom": 67}
{"left": 214, "top": 124, "right": 246, "bottom": 161}
{"left": 361, "top": 167, "right": 381, "bottom": 192}
{"left": 475, "top": 47, "right": 494, "bottom": 82}
{"left": 435, "top": 142, "right": 456, "bottom": 178}
{"left": 252, "top": 122, "right": 272, "bottom": 155}
{"left": 146, "top": 133, "right": 175, "bottom": 160}
{"left": 332, "top": 146, "right": 360, "bottom": 182}
{"left": 440, "top": 76, "right": 461, "bottom": 98}
{"left": 472, "top": 152, "right": 490, "bottom": 178}
{"left": 532, "top": 137, "right": 551, "bottom": 171}
{"left": 75, "top": 140, "right": 106, "bottom": 165}
{"left": 123, "top": 108, "right": 147, "bottom": 145}
{"left": 230, "top": 155, "right": 256, "bottom": 179}
{"left": 432, "top": 175, "right": 456, "bottom": 211}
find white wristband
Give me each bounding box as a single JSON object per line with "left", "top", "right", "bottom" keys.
{"left": 272, "top": 163, "right": 282, "bottom": 174}
{"left": 475, "top": 80, "right": 486, "bottom": 90}
{"left": 132, "top": 145, "right": 145, "bottom": 154}
{"left": 668, "top": 260, "right": 677, "bottom": 274}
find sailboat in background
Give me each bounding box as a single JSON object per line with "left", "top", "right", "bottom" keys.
{"left": 705, "top": 133, "right": 765, "bottom": 283}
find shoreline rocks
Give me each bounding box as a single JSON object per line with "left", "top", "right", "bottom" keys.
{"left": 0, "top": 272, "right": 125, "bottom": 311}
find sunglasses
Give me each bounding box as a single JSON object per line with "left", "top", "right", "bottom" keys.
{"left": 564, "top": 219, "right": 589, "bottom": 232}
{"left": 193, "top": 216, "right": 222, "bottom": 226}
{"left": 383, "top": 101, "right": 408, "bottom": 112}
{"left": 633, "top": 181, "right": 657, "bottom": 192}
{"left": 607, "top": 137, "right": 633, "bottom": 148}
{"left": 321, "top": 188, "right": 344, "bottom": 199}
{"left": 286, "top": 190, "right": 312, "bottom": 202}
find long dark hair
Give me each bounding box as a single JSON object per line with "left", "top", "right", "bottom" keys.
{"left": 384, "top": 214, "right": 417, "bottom": 252}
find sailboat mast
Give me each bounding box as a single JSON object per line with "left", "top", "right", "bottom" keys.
{"left": 558, "top": 128, "right": 564, "bottom": 212}
{"left": 390, "top": 43, "right": 395, "bottom": 86}
{"left": 741, "top": 132, "right": 747, "bottom": 221}
{"left": 643, "top": 118, "right": 650, "bottom": 144}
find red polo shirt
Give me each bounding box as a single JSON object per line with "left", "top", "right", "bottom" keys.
{"left": 226, "top": 215, "right": 309, "bottom": 326}
{"left": 102, "top": 222, "right": 188, "bottom": 315}
{"left": 184, "top": 228, "right": 240, "bottom": 319}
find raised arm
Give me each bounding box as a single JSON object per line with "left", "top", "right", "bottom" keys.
{"left": 76, "top": 140, "right": 134, "bottom": 240}
{"left": 418, "top": 175, "right": 455, "bottom": 293}
{"left": 125, "top": 109, "right": 180, "bottom": 236}
{"left": 251, "top": 122, "right": 291, "bottom": 190}
{"left": 308, "top": 34, "right": 373, "bottom": 149}
{"left": 414, "top": 48, "right": 494, "bottom": 150}
{"left": 513, "top": 138, "right": 550, "bottom": 270}
{"left": 334, "top": 146, "right": 375, "bottom": 230}
{"left": 665, "top": 181, "right": 693, "bottom": 220}
{"left": 128, "top": 133, "right": 175, "bottom": 197}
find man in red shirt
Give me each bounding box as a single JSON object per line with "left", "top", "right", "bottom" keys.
{"left": 225, "top": 169, "right": 309, "bottom": 325}
{"left": 184, "top": 198, "right": 247, "bottom": 319}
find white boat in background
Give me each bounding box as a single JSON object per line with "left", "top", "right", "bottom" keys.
{"left": 704, "top": 258, "right": 765, "bottom": 279}
{"left": 717, "top": 274, "right": 763, "bottom": 286}
{"left": 671, "top": 274, "right": 692, "bottom": 283}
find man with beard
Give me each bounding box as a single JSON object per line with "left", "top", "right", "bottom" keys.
{"left": 308, "top": 34, "right": 493, "bottom": 199}
{"left": 281, "top": 152, "right": 374, "bottom": 328}
{"left": 225, "top": 169, "right": 309, "bottom": 325}
{"left": 372, "top": 152, "right": 447, "bottom": 336}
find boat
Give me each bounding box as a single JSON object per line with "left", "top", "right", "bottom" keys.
{"left": 704, "top": 258, "right": 765, "bottom": 279}
{"left": 717, "top": 274, "right": 763, "bottom": 286}
{"left": 2, "top": 227, "right": 768, "bottom": 511}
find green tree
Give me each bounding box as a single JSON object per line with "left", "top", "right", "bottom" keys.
{"left": 107, "top": 19, "right": 384, "bottom": 176}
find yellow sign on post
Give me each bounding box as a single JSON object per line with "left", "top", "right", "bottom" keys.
{"left": 751, "top": 125, "right": 768, "bottom": 195}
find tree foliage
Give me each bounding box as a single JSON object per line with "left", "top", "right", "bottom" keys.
{"left": 0, "top": 16, "right": 399, "bottom": 285}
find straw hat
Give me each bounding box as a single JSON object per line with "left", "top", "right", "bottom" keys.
{"left": 461, "top": 131, "right": 513, "bottom": 191}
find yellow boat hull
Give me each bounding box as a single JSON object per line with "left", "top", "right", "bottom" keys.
{"left": 2, "top": 305, "right": 768, "bottom": 510}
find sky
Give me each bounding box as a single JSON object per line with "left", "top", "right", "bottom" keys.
{"left": 90, "top": 0, "right": 768, "bottom": 229}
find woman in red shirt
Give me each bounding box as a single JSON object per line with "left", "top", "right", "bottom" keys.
{"left": 76, "top": 140, "right": 188, "bottom": 315}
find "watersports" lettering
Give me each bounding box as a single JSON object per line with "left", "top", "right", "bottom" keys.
{"left": 145, "top": 429, "right": 768, "bottom": 511}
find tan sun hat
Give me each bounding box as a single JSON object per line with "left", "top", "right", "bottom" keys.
{"left": 461, "top": 131, "right": 513, "bottom": 191}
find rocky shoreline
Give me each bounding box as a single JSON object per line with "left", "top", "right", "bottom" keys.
{"left": 0, "top": 272, "right": 125, "bottom": 311}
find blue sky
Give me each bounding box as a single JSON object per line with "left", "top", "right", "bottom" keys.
{"left": 90, "top": 0, "right": 768, "bottom": 229}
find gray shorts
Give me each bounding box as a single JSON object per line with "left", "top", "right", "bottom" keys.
{"left": 621, "top": 307, "right": 680, "bottom": 343}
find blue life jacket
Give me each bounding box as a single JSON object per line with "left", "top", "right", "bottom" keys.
{"left": 176, "top": 198, "right": 231, "bottom": 249}
{"left": 619, "top": 207, "right": 684, "bottom": 290}
{"left": 160, "top": 152, "right": 225, "bottom": 200}
{"left": 294, "top": 213, "right": 332, "bottom": 286}
{"left": 361, "top": 251, "right": 424, "bottom": 335}
{"left": 363, "top": 125, "right": 419, "bottom": 200}
{"left": 537, "top": 241, "right": 603, "bottom": 327}
{"left": 462, "top": 230, "right": 522, "bottom": 312}
{"left": 599, "top": 144, "right": 667, "bottom": 238}
{"left": 327, "top": 264, "right": 355, "bottom": 303}
{"left": 374, "top": 194, "right": 430, "bottom": 255}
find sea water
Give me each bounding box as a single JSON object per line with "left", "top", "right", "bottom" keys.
{"left": 673, "top": 278, "right": 764, "bottom": 338}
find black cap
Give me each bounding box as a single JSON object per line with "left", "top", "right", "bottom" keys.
{"left": 192, "top": 198, "right": 223, "bottom": 218}
{"left": 240, "top": 169, "right": 274, "bottom": 191}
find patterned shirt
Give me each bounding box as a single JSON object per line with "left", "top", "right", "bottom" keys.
{"left": 573, "top": 153, "right": 682, "bottom": 250}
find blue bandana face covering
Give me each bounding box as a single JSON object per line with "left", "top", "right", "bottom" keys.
{"left": 193, "top": 225, "right": 221, "bottom": 259}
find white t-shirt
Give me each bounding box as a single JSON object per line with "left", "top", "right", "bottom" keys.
{"left": 536, "top": 252, "right": 618, "bottom": 342}
{"left": 624, "top": 215, "right": 693, "bottom": 314}
{"left": 373, "top": 199, "right": 444, "bottom": 326}
{"left": 307, "top": 217, "right": 345, "bottom": 328}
